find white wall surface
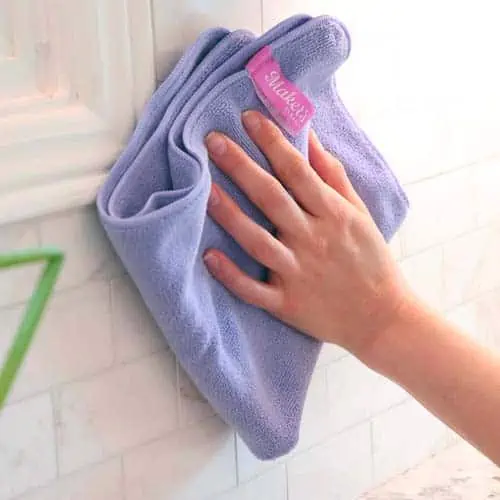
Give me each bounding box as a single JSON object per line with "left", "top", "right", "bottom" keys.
{"left": 1, "top": 1, "right": 500, "bottom": 499}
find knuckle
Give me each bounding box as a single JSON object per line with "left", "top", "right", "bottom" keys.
{"left": 280, "top": 158, "right": 307, "bottom": 186}
{"left": 329, "top": 155, "right": 345, "bottom": 170}
{"left": 278, "top": 292, "right": 302, "bottom": 320}
{"left": 330, "top": 205, "right": 350, "bottom": 228}
{"left": 263, "top": 124, "right": 284, "bottom": 150}
{"left": 255, "top": 180, "right": 287, "bottom": 211}
{"left": 247, "top": 233, "right": 274, "bottom": 263}
{"left": 310, "top": 234, "right": 330, "bottom": 258}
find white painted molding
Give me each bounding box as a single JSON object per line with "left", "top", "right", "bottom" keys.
{"left": 0, "top": 0, "right": 156, "bottom": 226}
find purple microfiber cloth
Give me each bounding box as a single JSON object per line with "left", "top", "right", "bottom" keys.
{"left": 105, "top": 14, "right": 310, "bottom": 216}
{"left": 98, "top": 15, "right": 409, "bottom": 459}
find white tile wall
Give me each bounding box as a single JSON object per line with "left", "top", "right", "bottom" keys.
{"left": 0, "top": 220, "right": 41, "bottom": 308}
{"left": 110, "top": 275, "right": 165, "bottom": 363}
{"left": 400, "top": 246, "right": 444, "bottom": 311}
{"left": 473, "top": 159, "right": 500, "bottom": 226}
{"left": 39, "top": 207, "right": 121, "bottom": 291}
{"left": 54, "top": 350, "right": 178, "bottom": 474}
{"left": 17, "top": 459, "right": 123, "bottom": 500}
{"left": 2, "top": 1, "right": 500, "bottom": 499}
{"left": 372, "top": 399, "right": 450, "bottom": 484}
{"left": 3, "top": 282, "right": 113, "bottom": 402}
{"left": 400, "top": 168, "right": 476, "bottom": 256}
{"left": 326, "top": 355, "right": 409, "bottom": 433}
{"left": 286, "top": 422, "right": 373, "bottom": 500}
{"left": 442, "top": 227, "right": 500, "bottom": 309}
{"left": 214, "top": 466, "right": 287, "bottom": 500}
{"left": 177, "top": 364, "right": 216, "bottom": 427}
{"left": 123, "top": 417, "right": 236, "bottom": 500}
{"left": 152, "top": 0, "right": 262, "bottom": 81}
{"left": 447, "top": 289, "right": 500, "bottom": 351}
{"left": 0, "top": 394, "right": 57, "bottom": 500}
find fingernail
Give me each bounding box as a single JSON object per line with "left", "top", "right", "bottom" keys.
{"left": 242, "top": 111, "right": 261, "bottom": 132}
{"left": 310, "top": 128, "right": 325, "bottom": 149}
{"left": 310, "top": 129, "right": 321, "bottom": 145}
{"left": 206, "top": 132, "right": 227, "bottom": 156}
{"left": 207, "top": 186, "right": 219, "bottom": 207}
{"left": 203, "top": 252, "right": 219, "bottom": 272}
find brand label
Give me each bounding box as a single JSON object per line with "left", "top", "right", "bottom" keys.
{"left": 246, "top": 46, "right": 315, "bottom": 136}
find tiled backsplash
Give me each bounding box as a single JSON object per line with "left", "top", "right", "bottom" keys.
{"left": 2, "top": 1, "right": 500, "bottom": 499}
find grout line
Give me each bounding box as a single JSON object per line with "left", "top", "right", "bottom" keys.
{"left": 49, "top": 388, "right": 61, "bottom": 477}
{"left": 108, "top": 278, "right": 119, "bottom": 366}
{"left": 120, "top": 455, "right": 127, "bottom": 500}
{"left": 260, "top": 0, "right": 264, "bottom": 34}
{"left": 147, "top": 0, "right": 159, "bottom": 84}
{"left": 369, "top": 419, "right": 375, "bottom": 484}
{"left": 175, "top": 359, "right": 182, "bottom": 428}
{"left": 401, "top": 153, "right": 500, "bottom": 188}
{"left": 399, "top": 220, "right": 500, "bottom": 262}
{"left": 2, "top": 216, "right": 498, "bottom": 314}
{"left": 234, "top": 431, "right": 240, "bottom": 486}
{"left": 2, "top": 347, "right": 173, "bottom": 408}
{"left": 0, "top": 275, "right": 111, "bottom": 314}
{"left": 285, "top": 462, "right": 290, "bottom": 500}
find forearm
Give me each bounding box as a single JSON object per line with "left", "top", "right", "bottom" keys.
{"left": 362, "top": 298, "right": 500, "bottom": 465}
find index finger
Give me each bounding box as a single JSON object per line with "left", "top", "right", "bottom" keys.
{"left": 242, "top": 111, "right": 329, "bottom": 216}
{"left": 205, "top": 131, "right": 308, "bottom": 235}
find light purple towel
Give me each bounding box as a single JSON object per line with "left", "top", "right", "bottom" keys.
{"left": 98, "top": 15, "right": 408, "bottom": 459}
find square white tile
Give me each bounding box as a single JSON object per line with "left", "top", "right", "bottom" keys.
{"left": 400, "top": 246, "right": 444, "bottom": 311}
{"left": 293, "top": 367, "right": 330, "bottom": 454}
{"left": 400, "top": 168, "right": 477, "bottom": 257}
{"left": 287, "top": 421, "right": 373, "bottom": 500}
{"left": 474, "top": 289, "right": 500, "bottom": 351}
{"left": 39, "top": 207, "right": 119, "bottom": 291}
{"left": 214, "top": 466, "right": 286, "bottom": 500}
{"left": 54, "top": 350, "right": 178, "bottom": 474}
{"left": 472, "top": 159, "right": 500, "bottom": 227}
{"left": 111, "top": 275, "right": 165, "bottom": 363}
{"left": 0, "top": 220, "right": 41, "bottom": 308}
{"left": 235, "top": 436, "right": 283, "bottom": 484}
{"left": 17, "top": 459, "right": 122, "bottom": 500}
{"left": 442, "top": 228, "right": 500, "bottom": 309}
{"left": 0, "top": 394, "right": 56, "bottom": 500}
{"left": 123, "top": 416, "right": 236, "bottom": 500}
{"left": 177, "top": 364, "right": 216, "bottom": 427}
{"left": 152, "top": 0, "right": 262, "bottom": 81}
{"left": 262, "top": 0, "right": 325, "bottom": 29}
{"left": 316, "top": 344, "right": 348, "bottom": 368}
{"left": 372, "top": 398, "right": 449, "bottom": 484}
{"left": 326, "top": 355, "right": 408, "bottom": 433}
{"left": 360, "top": 107, "right": 450, "bottom": 186}
{"left": 4, "top": 281, "right": 113, "bottom": 402}
{"left": 446, "top": 302, "right": 480, "bottom": 341}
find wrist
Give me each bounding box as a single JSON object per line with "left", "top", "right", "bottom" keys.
{"left": 354, "top": 292, "right": 428, "bottom": 375}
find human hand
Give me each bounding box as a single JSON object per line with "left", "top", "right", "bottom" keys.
{"left": 204, "top": 111, "right": 413, "bottom": 357}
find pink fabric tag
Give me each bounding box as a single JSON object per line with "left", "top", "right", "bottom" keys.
{"left": 246, "top": 46, "right": 315, "bottom": 136}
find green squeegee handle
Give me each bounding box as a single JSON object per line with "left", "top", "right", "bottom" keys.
{"left": 0, "top": 248, "right": 64, "bottom": 408}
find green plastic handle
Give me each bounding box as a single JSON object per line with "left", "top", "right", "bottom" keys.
{"left": 0, "top": 248, "right": 64, "bottom": 408}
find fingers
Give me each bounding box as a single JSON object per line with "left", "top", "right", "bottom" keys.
{"left": 207, "top": 184, "right": 294, "bottom": 273}
{"left": 241, "top": 111, "right": 329, "bottom": 216}
{"left": 205, "top": 131, "right": 308, "bottom": 235}
{"left": 308, "top": 130, "right": 368, "bottom": 213}
{"left": 203, "top": 249, "right": 282, "bottom": 312}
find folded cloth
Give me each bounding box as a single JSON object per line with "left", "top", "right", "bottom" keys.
{"left": 98, "top": 15, "right": 409, "bottom": 459}
{"left": 105, "top": 14, "right": 310, "bottom": 216}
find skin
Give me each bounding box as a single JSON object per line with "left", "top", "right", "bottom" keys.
{"left": 203, "top": 110, "right": 500, "bottom": 465}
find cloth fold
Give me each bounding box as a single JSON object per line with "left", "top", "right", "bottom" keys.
{"left": 98, "top": 15, "right": 409, "bottom": 459}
